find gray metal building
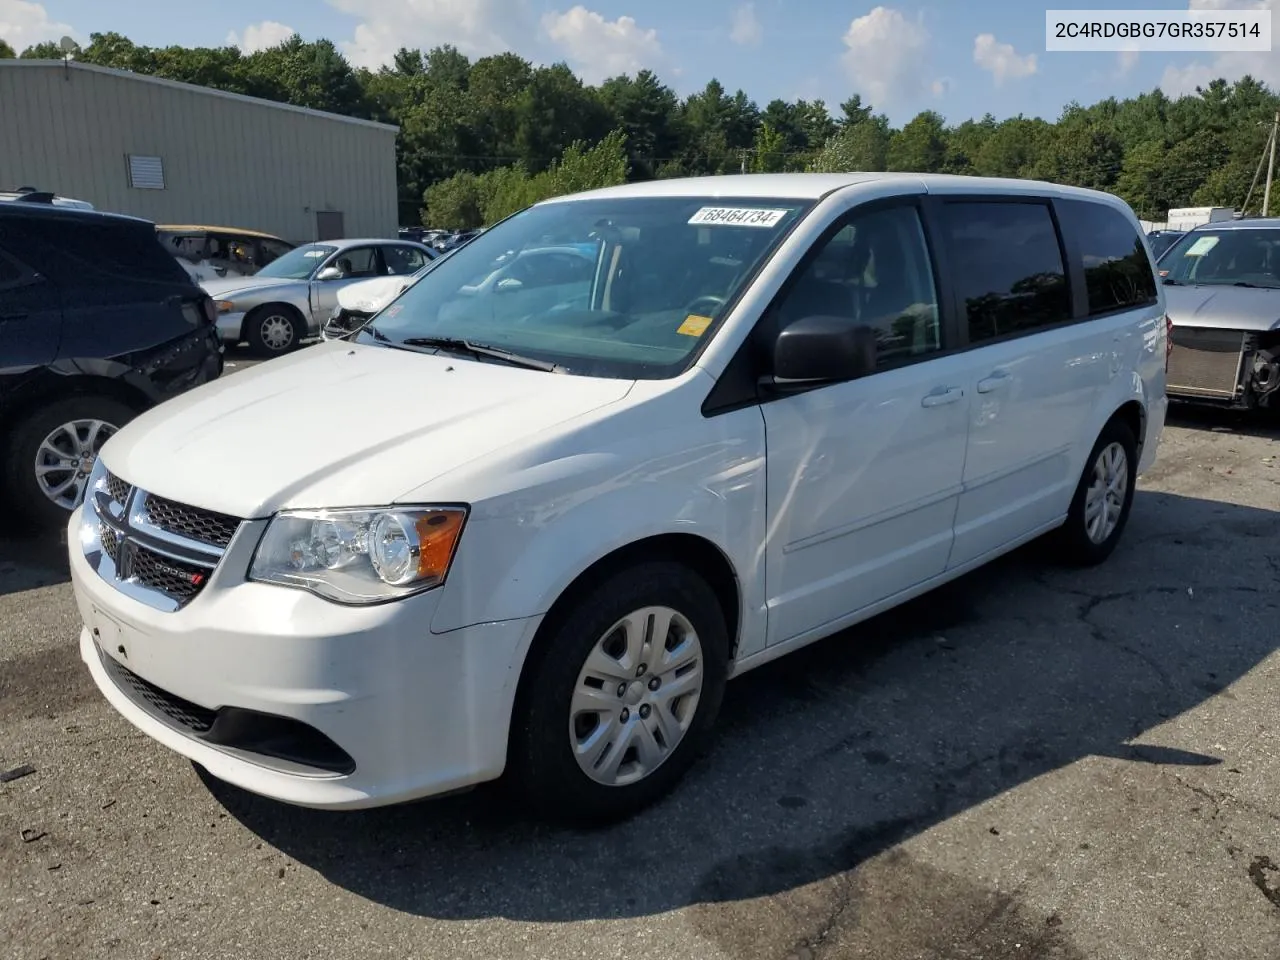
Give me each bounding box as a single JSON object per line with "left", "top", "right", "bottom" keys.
{"left": 0, "top": 60, "right": 400, "bottom": 243}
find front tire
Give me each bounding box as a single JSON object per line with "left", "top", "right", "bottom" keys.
{"left": 246, "top": 305, "right": 303, "bottom": 357}
{"left": 3, "top": 396, "right": 136, "bottom": 532}
{"left": 1053, "top": 417, "right": 1138, "bottom": 566}
{"left": 509, "top": 561, "right": 730, "bottom": 825}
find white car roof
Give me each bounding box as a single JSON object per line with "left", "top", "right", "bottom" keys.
{"left": 537, "top": 172, "right": 1128, "bottom": 207}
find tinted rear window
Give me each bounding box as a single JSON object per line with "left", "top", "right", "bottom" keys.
{"left": 1057, "top": 199, "right": 1158, "bottom": 315}
{"left": 937, "top": 200, "right": 1070, "bottom": 343}
{"left": 4, "top": 214, "right": 194, "bottom": 287}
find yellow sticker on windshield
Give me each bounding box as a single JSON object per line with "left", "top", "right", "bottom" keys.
{"left": 678, "top": 314, "right": 712, "bottom": 337}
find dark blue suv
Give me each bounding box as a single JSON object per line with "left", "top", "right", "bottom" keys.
{"left": 0, "top": 201, "right": 223, "bottom": 530}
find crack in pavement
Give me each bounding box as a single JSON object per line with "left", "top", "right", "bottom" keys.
{"left": 1248, "top": 857, "right": 1280, "bottom": 910}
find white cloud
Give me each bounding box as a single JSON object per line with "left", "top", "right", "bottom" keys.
{"left": 542, "top": 6, "right": 662, "bottom": 84}
{"left": 931, "top": 77, "right": 953, "bottom": 96}
{"left": 730, "top": 3, "right": 762, "bottom": 46}
{"left": 328, "top": 0, "right": 534, "bottom": 68}
{"left": 225, "top": 20, "right": 296, "bottom": 53}
{"left": 1116, "top": 50, "right": 1140, "bottom": 76}
{"left": 841, "top": 6, "right": 939, "bottom": 105}
{"left": 972, "top": 33, "right": 1038, "bottom": 85}
{"left": 0, "top": 0, "right": 78, "bottom": 53}
{"left": 1161, "top": 0, "right": 1279, "bottom": 95}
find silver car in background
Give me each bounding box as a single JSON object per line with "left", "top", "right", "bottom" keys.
{"left": 1159, "top": 219, "right": 1280, "bottom": 411}
{"left": 202, "top": 237, "right": 436, "bottom": 356}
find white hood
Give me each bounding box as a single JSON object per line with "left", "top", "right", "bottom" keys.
{"left": 200, "top": 275, "right": 298, "bottom": 298}
{"left": 337, "top": 275, "right": 412, "bottom": 313}
{"left": 101, "top": 341, "right": 635, "bottom": 518}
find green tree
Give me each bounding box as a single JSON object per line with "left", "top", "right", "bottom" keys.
{"left": 425, "top": 171, "right": 484, "bottom": 229}
{"left": 598, "top": 70, "right": 681, "bottom": 180}
{"left": 0, "top": 38, "right": 16, "bottom": 58}
{"left": 516, "top": 63, "right": 612, "bottom": 173}
{"left": 19, "top": 41, "right": 64, "bottom": 57}
{"left": 887, "top": 111, "right": 947, "bottom": 172}
{"left": 751, "top": 123, "right": 788, "bottom": 172}
{"left": 808, "top": 114, "right": 890, "bottom": 172}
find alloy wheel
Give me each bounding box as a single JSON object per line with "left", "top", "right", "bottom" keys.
{"left": 33, "top": 418, "right": 118, "bottom": 511}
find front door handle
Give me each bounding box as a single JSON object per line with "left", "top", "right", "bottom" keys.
{"left": 0, "top": 312, "right": 27, "bottom": 323}
{"left": 921, "top": 386, "right": 964, "bottom": 408}
{"left": 976, "top": 372, "right": 1011, "bottom": 394}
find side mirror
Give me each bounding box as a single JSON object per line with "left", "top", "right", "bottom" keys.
{"left": 770, "top": 315, "right": 877, "bottom": 388}
{"left": 495, "top": 276, "right": 524, "bottom": 293}
{"left": 316, "top": 265, "right": 343, "bottom": 281}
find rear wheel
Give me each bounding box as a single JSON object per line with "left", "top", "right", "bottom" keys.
{"left": 508, "top": 561, "right": 730, "bottom": 825}
{"left": 3, "top": 396, "right": 136, "bottom": 532}
{"left": 246, "top": 305, "right": 303, "bottom": 356}
{"left": 1052, "top": 417, "right": 1138, "bottom": 566}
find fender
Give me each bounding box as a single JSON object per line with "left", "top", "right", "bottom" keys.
{"left": 1073, "top": 309, "right": 1164, "bottom": 482}
{"left": 427, "top": 434, "right": 769, "bottom": 653}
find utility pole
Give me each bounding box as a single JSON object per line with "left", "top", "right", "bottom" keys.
{"left": 1264, "top": 111, "right": 1278, "bottom": 217}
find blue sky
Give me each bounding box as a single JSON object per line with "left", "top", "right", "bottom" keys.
{"left": 5, "top": 1, "right": 1278, "bottom": 125}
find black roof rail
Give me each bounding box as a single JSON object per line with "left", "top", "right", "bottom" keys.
{"left": 14, "top": 191, "right": 57, "bottom": 204}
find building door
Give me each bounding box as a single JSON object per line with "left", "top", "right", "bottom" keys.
{"left": 316, "top": 211, "right": 345, "bottom": 240}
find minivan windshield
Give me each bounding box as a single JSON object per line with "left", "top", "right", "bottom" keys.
{"left": 256, "top": 243, "right": 336, "bottom": 280}
{"left": 357, "top": 196, "right": 812, "bottom": 378}
{"left": 1160, "top": 227, "right": 1280, "bottom": 288}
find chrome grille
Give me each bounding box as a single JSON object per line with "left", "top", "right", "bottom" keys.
{"left": 100, "top": 525, "right": 120, "bottom": 563}
{"left": 140, "top": 494, "right": 240, "bottom": 548}
{"left": 1167, "top": 327, "right": 1246, "bottom": 399}
{"left": 88, "top": 471, "right": 243, "bottom": 612}
{"left": 104, "top": 471, "right": 131, "bottom": 506}
{"left": 130, "top": 546, "right": 210, "bottom": 601}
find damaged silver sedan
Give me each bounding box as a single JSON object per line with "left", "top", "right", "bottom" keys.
{"left": 1158, "top": 219, "right": 1280, "bottom": 410}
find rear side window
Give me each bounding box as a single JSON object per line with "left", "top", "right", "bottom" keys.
{"left": 159, "top": 231, "right": 208, "bottom": 262}
{"left": 9, "top": 216, "right": 193, "bottom": 287}
{"left": 259, "top": 238, "right": 293, "bottom": 265}
{"left": 938, "top": 201, "right": 1070, "bottom": 343}
{"left": 1057, "top": 199, "right": 1158, "bottom": 315}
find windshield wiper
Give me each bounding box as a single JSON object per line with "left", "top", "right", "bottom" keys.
{"left": 1232, "top": 281, "right": 1276, "bottom": 288}
{"left": 400, "top": 336, "right": 564, "bottom": 372}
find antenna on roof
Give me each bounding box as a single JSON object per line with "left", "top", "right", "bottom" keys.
{"left": 58, "top": 35, "right": 76, "bottom": 80}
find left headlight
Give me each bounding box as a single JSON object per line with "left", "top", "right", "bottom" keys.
{"left": 248, "top": 505, "right": 468, "bottom": 605}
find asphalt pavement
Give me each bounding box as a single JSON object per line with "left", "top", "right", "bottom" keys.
{"left": 2, "top": 358, "right": 1280, "bottom": 959}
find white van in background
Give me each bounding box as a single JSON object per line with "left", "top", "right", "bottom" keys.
{"left": 68, "top": 173, "right": 1168, "bottom": 825}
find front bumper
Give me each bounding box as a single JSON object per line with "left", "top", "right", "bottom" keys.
{"left": 68, "top": 506, "right": 540, "bottom": 809}
{"left": 215, "top": 311, "right": 246, "bottom": 343}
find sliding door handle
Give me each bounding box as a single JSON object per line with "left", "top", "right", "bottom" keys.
{"left": 921, "top": 387, "right": 964, "bottom": 408}
{"left": 976, "top": 372, "right": 1011, "bottom": 394}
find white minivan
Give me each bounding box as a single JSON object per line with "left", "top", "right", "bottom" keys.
{"left": 68, "top": 173, "right": 1169, "bottom": 823}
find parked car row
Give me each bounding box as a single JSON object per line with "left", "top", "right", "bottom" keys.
{"left": 202, "top": 237, "right": 439, "bottom": 355}
{"left": 399, "top": 225, "right": 484, "bottom": 252}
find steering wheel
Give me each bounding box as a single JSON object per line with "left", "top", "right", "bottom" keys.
{"left": 684, "top": 294, "right": 726, "bottom": 318}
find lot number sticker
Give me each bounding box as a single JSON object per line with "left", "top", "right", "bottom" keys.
{"left": 688, "top": 207, "right": 789, "bottom": 228}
